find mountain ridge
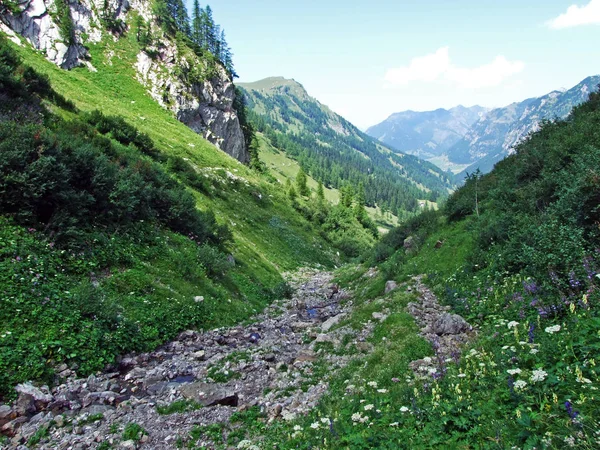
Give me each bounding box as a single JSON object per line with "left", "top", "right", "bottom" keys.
{"left": 367, "top": 75, "right": 600, "bottom": 178}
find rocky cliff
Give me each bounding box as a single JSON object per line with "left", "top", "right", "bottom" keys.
{"left": 0, "top": 0, "right": 248, "bottom": 163}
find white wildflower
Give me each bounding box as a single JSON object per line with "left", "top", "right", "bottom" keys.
{"left": 364, "top": 404, "right": 374, "bottom": 411}
{"left": 507, "top": 321, "right": 520, "bottom": 329}
{"left": 351, "top": 413, "right": 362, "bottom": 422}
{"left": 400, "top": 406, "right": 409, "bottom": 412}
{"left": 507, "top": 368, "right": 522, "bottom": 375}
{"left": 514, "top": 380, "right": 528, "bottom": 390}
{"left": 367, "top": 381, "right": 378, "bottom": 388}
{"left": 320, "top": 418, "right": 329, "bottom": 424}
{"left": 545, "top": 325, "right": 561, "bottom": 334}
{"left": 390, "top": 422, "right": 399, "bottom": 427}
{"left": 530, "top": 348, "right": 539, "bottom": 354}
{"left": 293, "top": 425, "right": 302, "bottom": 431}
{"left": 531, "top": 369, "right": 548, "bottom": 383}
{"left": 457, "top": 373, "right": 467, "bottom": 378}
{"left": 377, "top": 388, "right": 388, "bottom": 393}
{"left": 310, "top": 422, "right": 319, "bottom": 429}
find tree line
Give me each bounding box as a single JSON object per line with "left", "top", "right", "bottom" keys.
{"left": 152, "top": 0, "right": 236, "bottom": 77}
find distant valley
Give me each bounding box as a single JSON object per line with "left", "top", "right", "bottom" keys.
{"left": 367, "top": 76, "right": 600, "bottom": 180}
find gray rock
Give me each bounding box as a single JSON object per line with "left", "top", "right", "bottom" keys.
{"left": 372, "top": 312, "right": 388, "bottom": 322}
{"left": 321, "top": 314, "right": 344, "bottom": 332}
{"left": 432, "top": 313, "right": 471, "bottom": 335}
{"left": 384, "top": 280, "right": 398, "bottom": 294}
{"left": 179, "top": 382, "right": 239, "bottom": 407}
{"left": 15, "top": 383, "right": 53, "bottom": 404}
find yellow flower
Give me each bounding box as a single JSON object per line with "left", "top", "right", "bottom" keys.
{"left": 516, "top": 409, "right": 521, "bottom": 418}
{"left": 553, "top": 393, "right": 558, "bottom": 404}
{"left": 570, "top": 303, "right": 576, "bottom": 314}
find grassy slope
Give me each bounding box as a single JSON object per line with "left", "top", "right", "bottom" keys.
{"left": 0, "top": 30, "right": 339, "bottom": 397}
{"left": 12, "top": 32, "right": 334, "bottom": 275}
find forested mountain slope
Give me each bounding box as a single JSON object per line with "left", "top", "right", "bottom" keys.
{"left": 239, "top": 77, "right": 455, "bottom": 215}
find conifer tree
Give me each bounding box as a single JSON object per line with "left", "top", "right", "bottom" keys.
{"left": 296, "top": 167, "right": 310, "bottom": 197}
{"left": 317, "top": 181, "right": 325, "bottom": 203}
{"left": 191, "top": 0, "right": 203, "bottom": 46}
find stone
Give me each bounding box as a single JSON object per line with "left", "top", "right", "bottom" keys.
{"left": 179, "top": 382, "right": 239, "bottom": 407}
{"left": 119, "top": 439, "right": 137, "bottom": 449}
{"left": 294, "top": 350, "right": 318, "bottom": 363}
{"left": 192, "top": 350, "right": 206, "bottom": 360}
{"left": 15, "top": 383, "right": 54, "bottom": 405}
{"left": 321, "top": 314, "right": 344, "bottom": 332}
{"left": 372, "top": 312, "right": 387, "bottom": 321}
{"left": 1, "top": 416, "right": 28, "bottom": 436}
{"left": 54, "top": 415, "right": 65, "bottom": 428}
{"left": 432, "top": 313, "right": 471, "bottom": 335}
{"left": 124, "top": 368, "right": 146, "bottom": 381}
{"left": 384, "top": 280, "right": 398, "bottom": 294}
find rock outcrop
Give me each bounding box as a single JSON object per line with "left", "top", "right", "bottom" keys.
{"left": 135, "top": 47, "right": 248, "bottom": 163}
{"left": 0, "top": 0, "right": 249, "bottom": 163}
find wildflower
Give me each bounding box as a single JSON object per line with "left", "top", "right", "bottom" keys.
{"left": 507, "top": 368, "right": 522, "bottom": 375}
{"left": 514, "top": 380, "right": 528, "bottom": 390}
{"left": 545, "top": 325, "right": 561, "bottom": 334}
{"left": 390, "top": 422, "right": 399, "bottom": 427}
{"left": 564, "top": 436, "right": 576, "bottom": 447}
{"left": 351, "top": 413, "right": 362, "bottom": 422}
{"left": 359, "top": 415, "right": 369, "bottom": 423}
{"left": 320, "top": 418, "right": 329, "bottom": 424}
{"left": 531, "top": 369, "right": 548, "bottom": 383}
{"left": 377, "top": 389, "right": 388, "bottom": 393}
{"left": 565, "top": 401, "right": 579, "bottom": 419}
{"left": 400, "top": 406, "right": 409, "bottom": 412}
{"left": 367, "top": 381, "right": 378, "bottom": 388}
{"left": 310, "top": 422, "right": 319, "bottom": 429}
{"left": 391, "top": 377, "right": 400, "bottom": 383}
{"left": 530, "top": 348, "right": 539, "bottom": 354}
{"left": 364, "top": 404, "right": 374, "bottom": 411}
{"left": 457, "top": 373, "right": 466, "bottom": 378}
{"left": 293, "top": 425, "right": 302, "bottom": 431}
{"left": 507, "top": 321, "right": 519, "bottom": 329}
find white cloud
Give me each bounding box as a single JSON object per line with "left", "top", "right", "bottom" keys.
{"left": 547, "top": 0, "right": 600, "bottom": 29}
{"left": 446, "top": 56, "right": 525, "bottom": 89}
{"left": 384, "top": 47, "right": 524, "bottom": 89}
{"left": 384, "top": 47, "right": 450, "bottom": 85}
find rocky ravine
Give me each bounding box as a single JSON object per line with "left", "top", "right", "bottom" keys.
{"left": 0, "top": 270, "right": 375, "bottom": 449}
{"left": 0, "top": 0, "right": 248, "bottom": 163}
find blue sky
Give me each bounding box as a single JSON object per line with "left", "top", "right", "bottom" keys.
{"left": 189, "top": 0, "right": 600, "bottom": 128}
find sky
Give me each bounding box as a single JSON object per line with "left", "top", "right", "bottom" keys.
{"left": 188, "top": 0, "right": 600, "bottom": 129}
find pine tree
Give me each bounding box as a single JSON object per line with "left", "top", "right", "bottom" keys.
{"left": 296, "top": 167, "right": 310, "bottom": 197}
{"left": 202, "top": 5, "right": 217, "bottom": 52}
{"left": 316, "top": 181, "right": 325, "bottom": 203}
{"left": 191, "top": 0, "right": 203, "bottom": 46}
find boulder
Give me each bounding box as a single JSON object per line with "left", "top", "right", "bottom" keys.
{"left": 179, "top": 382, "right": 239, "bottom": 407}
{"left": 321, "top": 314, "right": 344, "bottom": 332}
{"left": 432, "top": 313, "right": 470, "bottom": 335}
{"left": 384, "top": 280, "right": 398, "bottom": 294}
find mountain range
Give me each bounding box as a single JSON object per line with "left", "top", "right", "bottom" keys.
{"left": 367, "top": 76, "right": 600, "bottom": 180}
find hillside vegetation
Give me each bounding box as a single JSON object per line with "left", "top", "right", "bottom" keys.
{"left": 236, "top": 86, "right": 600, "bottom": 448}
{"left": 0, "top": 33, "right": 337, "bottom": 399}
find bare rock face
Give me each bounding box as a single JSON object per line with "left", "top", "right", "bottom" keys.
{"left": 0, "top": 0, "right": 132, "bottom": 69}
{"left": 135, "top": 49, "right": 248, "bottom": 163}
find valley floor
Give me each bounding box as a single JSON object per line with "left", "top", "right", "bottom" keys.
{"left": 2, "top": 266, "right": 479, "bottom": 449}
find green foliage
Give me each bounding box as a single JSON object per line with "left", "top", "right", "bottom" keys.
{"left": 51, "top": 0, "right": 75, "bottom": 45}
{"left": 122, "top": 423, "right": 147, "bottom": 442}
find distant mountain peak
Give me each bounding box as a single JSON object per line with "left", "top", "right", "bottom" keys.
{"left": 238, "top": 77, "right": 307, "bottom": 94}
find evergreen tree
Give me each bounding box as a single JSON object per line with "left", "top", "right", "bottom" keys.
{"left": 296, "top": 167, "right": 310, "bottom": 197}
{"left": 317, "top": 181, "right": 325, "bottom": 203}
{"left": 202, "top": 5, "right": 217, "bottom": 52}
{"left": 191, "top": 0, "right": 203, "bottom": 46}
{"left": 340, "top": 185, "right": 354, "bottom": 208}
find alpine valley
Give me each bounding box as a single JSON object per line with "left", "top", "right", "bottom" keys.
{"left": 1, "top": 1, "right": 599, "bottom": 449}
{"left": 367, "top": 76, "right": 600, "bottom": 180}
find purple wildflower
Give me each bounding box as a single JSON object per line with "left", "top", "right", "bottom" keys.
{"left": 523, "top": 280, "right": 538, "bottom": 294}
{"left": 528, "top": 323, "right": 535, "bottom": 343}
{"left": 565, "top": 401, "right": 579, "bottom": 419}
